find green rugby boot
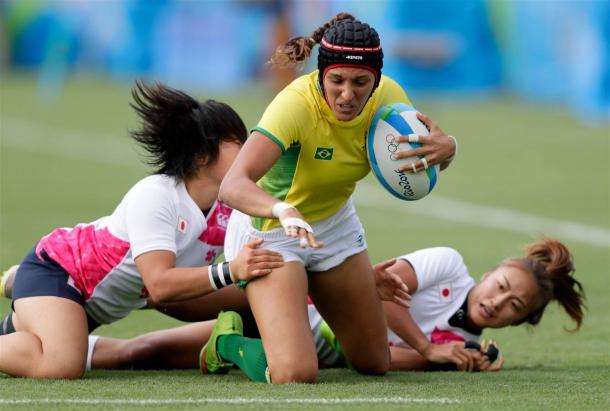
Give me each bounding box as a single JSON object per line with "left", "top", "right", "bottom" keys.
{"left": 200, "top": 311, "right": 243, "bottom": 374}
{"left": 319, "top": 320, "right": 347, "bottom": 366}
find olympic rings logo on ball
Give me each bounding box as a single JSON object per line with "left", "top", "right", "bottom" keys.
{"left": 385, "top": 134, "right": 399, "bottom": 161}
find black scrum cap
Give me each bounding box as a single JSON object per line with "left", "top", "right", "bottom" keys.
{"left": 317, "top": 19, "right": 384, "bottom": 93}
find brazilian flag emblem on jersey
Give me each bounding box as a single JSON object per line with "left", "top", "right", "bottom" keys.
{"left": 314, "top": 147, "right": 334, "bottom": 160}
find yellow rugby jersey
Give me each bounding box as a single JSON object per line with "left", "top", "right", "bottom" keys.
{"left": 252, "top": 70, "right": 411, "bottom": 231}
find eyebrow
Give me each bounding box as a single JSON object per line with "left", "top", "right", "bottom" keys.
{"left": 502, "top": 274, "right": 526, "bottom": 308}
{"left": 328, "top": 74, "right": 371, "bottom": 81}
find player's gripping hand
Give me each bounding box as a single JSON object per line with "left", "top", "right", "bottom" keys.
{"left": 393, "top": 112, "right": 456, "bottom": 173}
{"left": 273, "top": 203, "right": 324, "bottom": 249}
{"left": 229, "top": 238, "right": 284, "bottom": 281}
{"left": 423, "top": 341, "right": 478, "bottom": 372}
{"left": 473, "top": 339, "right": 504, "bottom": 372}
{"left": 373, "top": 259, "right": 411, "bottom": 308}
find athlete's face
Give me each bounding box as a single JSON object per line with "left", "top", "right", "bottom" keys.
{"left": 323, "top": 67, "right": 375, "bottom": 121}
{"left": 467, "top": 265, "right": 541, "bottom": 329}
{"left": 209, "top": 139, "right": 243, "bottom": 181}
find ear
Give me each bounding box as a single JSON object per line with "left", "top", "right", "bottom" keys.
{"left": 196, "top": 154, "right": 210, "bottom": 167}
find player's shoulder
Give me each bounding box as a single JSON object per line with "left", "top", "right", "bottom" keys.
{"left": 371, "top": 74, "right": 411, "bottom": 108}
{"left": 276, "top": 73, "right": 320, "bottom": 110}
{"left": 125, "top": 174, "right": 179, "bottom": 202}
{"left": 401, "top": 246, "right": 464, "bottom": 263}
{"left": 379, "top": 74, "right": 403, "bottom": 90}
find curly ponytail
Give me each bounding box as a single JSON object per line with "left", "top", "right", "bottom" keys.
{"left": 129, "top": 81, "right": 246, "bottom": 180}
{"left": 268, "top": 12, "right": 356, "bottom": 68}
{"left": 505, "top": 238, "right": 586, "bottom": 331}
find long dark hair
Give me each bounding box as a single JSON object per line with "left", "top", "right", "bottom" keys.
{"left": 504, "top": 238, "right": 586, "bottom": 331}
{"left": 129, "top": 81, "right": 247, "bottom": 180}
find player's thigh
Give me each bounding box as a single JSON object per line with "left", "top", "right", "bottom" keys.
{"left": 14, "top": 296, "right": 89, "bottom": 375}
{"left": 246, "top": 261, "right": 317, "bottom": 383}
{"left": 308, "top": 250, "right": 389, "bottom": 374}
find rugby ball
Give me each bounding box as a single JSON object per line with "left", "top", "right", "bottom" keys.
{"left": 367, "top": 103, "right": 439, "bottom": 201}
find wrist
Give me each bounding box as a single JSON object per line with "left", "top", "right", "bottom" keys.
{"left": 271, "top": 201, "right": 295, "bottom": 218}
{"left": 228, "top": 260, "right": 237, "bottom": 282}
{"left": 415, "top": 340, "right": 433, "bottom": 357}
{"left": 446, "top": 135, "right": 457, "bottom": 162}
{"left": 207, "top": 261, "right": 234, "bottom": 290}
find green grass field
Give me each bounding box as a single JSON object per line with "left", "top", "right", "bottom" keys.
{"left": 1, "top": 73, "right": 609, "bottom": 410}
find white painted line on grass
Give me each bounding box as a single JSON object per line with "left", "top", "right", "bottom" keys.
{"left": 355, "top": 183, "right": 610, "bottom": 248}
{"left": 1, "top": 118, "right": 139, "bottom": 167}
{"left": 3, "top": 117, "right": 609, "bottom": 248}
{"left": 0, "top": 397, "right": 459, "bottom": 405}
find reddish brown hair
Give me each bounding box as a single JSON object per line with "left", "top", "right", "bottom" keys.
{"left": 503, "top": 238, "right": 585, "bottom": 331}
{"left": 268, "top": 12, "right": 356, "bottom": 68}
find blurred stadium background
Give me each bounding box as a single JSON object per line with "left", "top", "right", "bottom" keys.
{"left": 0, "top": 1, "right": 609, "bottom": 410}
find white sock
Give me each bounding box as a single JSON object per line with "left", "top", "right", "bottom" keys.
{"left": 86, "top": 335, "right": 101, "bottom": 371}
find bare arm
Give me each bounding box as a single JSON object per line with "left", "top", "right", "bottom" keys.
{"left": 381, "top": 258, "right": 477, "bottom": 371}
{"left": 389, "top": 346, "right": 429, "bottom": 371}
{"left": 137, "top": 238, "right": 283, "bottom": 303}
{"left": 219, "top": 131, "right": 283, "bottom": 218}
{"left": 219, "top": 131, "right": 323, "bottom": 248}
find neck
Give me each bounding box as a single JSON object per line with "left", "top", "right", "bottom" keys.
{"left": 453, "top": 291, "right": 483, "bottom": 335}
{"left": 184, "top": 173, "right": 220, "bottom": 210}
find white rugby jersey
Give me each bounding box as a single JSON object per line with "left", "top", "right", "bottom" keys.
{"left": 387, "top": 247, "right": 481, "bottom": 347}
{"left": 36, "top": 174, "right": 231, "bottom": 324}
{"left": 310, "top": 247, "right": 481, "bottom": 364}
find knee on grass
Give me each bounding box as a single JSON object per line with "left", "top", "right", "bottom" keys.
{"left": 34, "top": 360, "right": 86, "bottom": 379}
{"left": 269, "top": 361, "right": 318, "bottom": 384}
{"left": 348, "top": 351, "right": 390, "bottom": 376}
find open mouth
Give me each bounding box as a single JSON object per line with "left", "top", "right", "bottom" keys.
{"left": 337, "top": 103, "right": 356, "bottom": 113}
{"left": 480, "top": 303, "right": 493, "bottom": 318}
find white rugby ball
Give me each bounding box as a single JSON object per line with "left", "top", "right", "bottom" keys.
{"left": 367, "top": 103, "right": 439, "bottom": 201}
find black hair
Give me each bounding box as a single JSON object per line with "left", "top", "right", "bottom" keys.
{"left": 129, "top": 81, "right": 247, "bottom": 180}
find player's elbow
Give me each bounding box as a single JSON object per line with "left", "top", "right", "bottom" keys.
{"left": 218, "top": 176, "right": 241, "bottom": 207}
{"left": 218, "top": 178, "right": 231, "bottom": 204}
{"left": 145, "top": 282, "right": 173, "bottom": 304}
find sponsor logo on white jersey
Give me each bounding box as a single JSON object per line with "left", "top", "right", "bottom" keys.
{"left": 217, "top": 213, "right": 229, "bottom": 228}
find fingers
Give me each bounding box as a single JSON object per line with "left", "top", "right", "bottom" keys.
{"left": 393, "top": 297, "right": 410, "bottom": 308}
{"left": 402, "top": 158, "right": 431, "bottom": 174}
{"left": 416, "top": 111, "right": 437, "bottom": 131}
{"left": 393, "top": 144, "right": 423, "bottom": 160}
{"left": 488, "top": 354, "right": 504, "bottom": 371}
{"left": 297, "top": 229, "right": 324, "bottom": 249}
{"left": 452, "top": 345, "right": 475, "bottom": 372}
{"left": 244, "top": 254, "right": 285, "bottom": 278}
{"left": 388, "top": 272, "right": 410, "bottom": 296}
{"left": 245, "top": 237, "right": 264, "bottom": 248}
{"left": 375, "top": 258, "right": 397, "bottom": 270}
{"left": 285, "top": 226, "right": 299, "bottom": 238}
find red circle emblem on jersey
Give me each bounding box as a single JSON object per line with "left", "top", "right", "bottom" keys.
{"left": 442, "top": 288, "right": 450, "bottom": 297}
{"left": 180, "top": 221, "right": 186, "bottom": 231}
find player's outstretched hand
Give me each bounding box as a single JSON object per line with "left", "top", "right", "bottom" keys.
{"left": 373, "top": 259, "right": 411, "bottom": 307}
{"left": 394, "top": 112, "right": 456, "bottom": 173}
{"left": 229, "top": 237, "right": 284, "bottom": 282}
